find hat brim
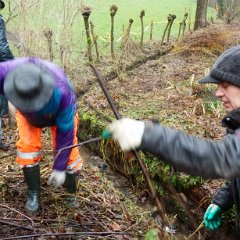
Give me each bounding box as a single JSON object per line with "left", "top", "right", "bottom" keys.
{"left": 198, "top": 75, "right": 220, "bottom": 84}
{"left": 4, "top": 65, "right": 55, "bottom": 112}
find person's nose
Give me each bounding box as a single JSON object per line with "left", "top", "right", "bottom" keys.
{"left": 215, "top": 86, "right": 224, "bottom": 98}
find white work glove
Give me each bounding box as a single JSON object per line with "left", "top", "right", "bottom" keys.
{"left": 107, "top": 118, "right": 145, "bottom": 151}
{"left": 47, "top": 170, "right": 66, "bottom": 188}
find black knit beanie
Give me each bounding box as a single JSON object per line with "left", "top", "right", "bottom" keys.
{"left": 199, "top": 45, "right": 240, "bottom": 87}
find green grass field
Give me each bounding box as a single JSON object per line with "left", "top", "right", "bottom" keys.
{"left": 4, "top": 0, "right": 216, "bottom": 61}
{"left": 83, "top": 0, "right": 197, "bottom": 40}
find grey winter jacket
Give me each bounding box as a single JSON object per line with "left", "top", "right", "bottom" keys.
{"left": 0, "top": 15, "right": 13, "bottom": 117}
{"left": 210, "top": 109, "right": 240, "bottom": 213}
{"left": 0, "top": 15, "right": 13, "bottom": 62}
{"left": 139, "top": 109, "right": 240, "bottom": 229}
{"left": 139, "top": 119, "right": 240, "bottom": 179}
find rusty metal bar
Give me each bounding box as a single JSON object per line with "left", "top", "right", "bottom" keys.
{"left": 90, "top": 63, "right": 168, "bottom": 227}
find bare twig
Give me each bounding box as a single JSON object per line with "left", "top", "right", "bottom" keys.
{"left": 0, "top": 219, "right": 33, "bottom": 231}
{"left": 1, "top": 231, "right": 131, "bottom": 240}
{"left": 48, "top": 137, "right": 102, "bottom": 161}
{"left": 90, "top": 21, "right": 100, "bottom": 62}
{"left": 0, "top": 204, "right": 35, "bottom": 229}
{"left": 186, "top": 221, "right": 204, "bottom": 240}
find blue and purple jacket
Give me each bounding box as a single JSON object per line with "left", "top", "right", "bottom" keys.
{"left": 0, "top": 57, "right": 77, "bottom": 171}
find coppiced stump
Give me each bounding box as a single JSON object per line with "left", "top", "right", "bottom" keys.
{"left": 43, "top": 28, "right": 54, "bottom": 61}
{"left": 140, "top": 10, "right": 145, "bottom": 46}
{"left": 167, "top": 14, "right": 176, "bottom": 42}
{"left": 150, "top": 20, "right": 153, "bottom": 40}
{"left": 82, "top": 6, "right": 93, "bottom": 62}
{"left": 110, "top": 5, "right": 118, "bottom": 59}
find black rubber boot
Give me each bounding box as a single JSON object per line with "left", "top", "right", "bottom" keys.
{"left": 64, "top": 172, "right": 79, "bottom": 207}
{"left": 23, "top": 164, "right": 41, "bottom": 213}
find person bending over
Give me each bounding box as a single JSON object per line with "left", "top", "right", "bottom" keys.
{"left": 1, "top": 57, "right": 83, "bottom": 212}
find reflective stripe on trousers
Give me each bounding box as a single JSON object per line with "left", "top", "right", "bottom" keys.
{"left": 16, "top": 111, "right": 83, "bottom": 169}
{"left": 67, "top": 156, "right": 84, "bottom": 172}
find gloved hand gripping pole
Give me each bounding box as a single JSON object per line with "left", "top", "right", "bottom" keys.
{"left": 90, "top": 64, "right": 169, "bottom": 227}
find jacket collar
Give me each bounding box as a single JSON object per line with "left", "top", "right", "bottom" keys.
{"left": 222, "top": 108, "right": 240, "bottom": 130}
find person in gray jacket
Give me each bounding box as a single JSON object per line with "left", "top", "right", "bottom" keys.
{"left": 0, "top": 0, "right": 13, "bottom": 61}
{"left": 0, "top": 0, "right": 14, "bottom": 150}
{"left": 105, "top": 45, "right": 240, "bottom": 233}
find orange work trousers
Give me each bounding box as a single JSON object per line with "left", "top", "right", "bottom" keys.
{"left": 15, "top": 111, "right": 83, "bottom": 171}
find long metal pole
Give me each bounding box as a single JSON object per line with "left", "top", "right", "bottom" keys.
{"left": 53, "top": 137, "right": 102, "bottom": 160}
{"left": 90, "top": 64, "right": 168, "bottom": 227}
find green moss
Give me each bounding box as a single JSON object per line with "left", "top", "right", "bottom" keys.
{"left": 203, "top": 98, "right": 223, "bottom": 114}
